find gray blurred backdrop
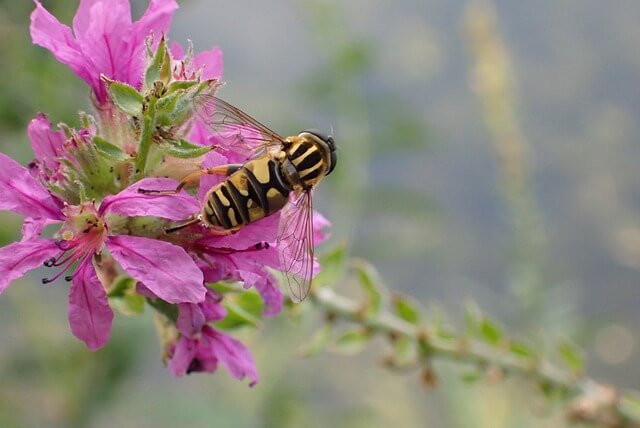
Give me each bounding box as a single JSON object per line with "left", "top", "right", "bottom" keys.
{"left": 1, "top": 1, "right": 639, "bottom": 427}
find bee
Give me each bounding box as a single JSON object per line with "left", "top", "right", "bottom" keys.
{"left": 139, "top": 96, "right": 337, "bottom": 301}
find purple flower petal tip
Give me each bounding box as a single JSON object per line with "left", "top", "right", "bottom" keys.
{"left": 101, "top": 178, "right": 199, "bottom": 220}
{"left": 107, "top": 235, "right": 206, "bottom": 304}
{"left": 68, "top": 258, "right": 113, "bottom": 351}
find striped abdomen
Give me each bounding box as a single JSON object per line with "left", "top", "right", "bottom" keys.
{"left": 202, "top": 155, "right": 292, "bottom": 230}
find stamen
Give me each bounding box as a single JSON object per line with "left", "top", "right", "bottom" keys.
{"left": 43, "top": 257, "right": 56, "bottom": 267}
{"left": 254, "top": 242, "right": 270, "bottom": 250}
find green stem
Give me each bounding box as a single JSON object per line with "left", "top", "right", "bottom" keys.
{"left": 134, "top": 97, "right": 157, "bottom": 178}
{"left": 310, "top": 287, "right": 640, "bottom": 427}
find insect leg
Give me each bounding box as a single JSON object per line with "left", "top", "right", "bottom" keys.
{"left": 164, "top": 216, "right": 202, "bottom": 233}
{"left": 138, "top": 164, "right": 244, "bottom": 195}
{"left": 208, "top": 225, "right": 243, "bottom": 235}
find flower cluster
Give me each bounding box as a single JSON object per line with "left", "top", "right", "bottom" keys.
{"left": 0, "top": 0, "right": 329, "bottom": 385}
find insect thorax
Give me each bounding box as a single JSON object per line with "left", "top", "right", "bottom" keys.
{"left": 284, "top": 136, "right": 331, "bottom": 189}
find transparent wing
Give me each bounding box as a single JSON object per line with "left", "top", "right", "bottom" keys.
{"left": 194, "top": 95, "right": 286, "bottom": 155}
{"left": 277, "top": 190, "right": 315, "bottom": 302}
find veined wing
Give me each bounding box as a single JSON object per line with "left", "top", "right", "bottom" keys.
{"left": 194, "top": 95, "right": 286, "bottom": 155}
{"left": 277, "top": 190, "right": 315, "bottom": 302}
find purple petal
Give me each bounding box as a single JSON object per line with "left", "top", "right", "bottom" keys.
{"left": 207, "top": 327, "right": 258, "bottom": 386}
{"left": 72, "top": 0, "right": 130, "bottom": 37}
{"left": 192, "top": 46, "right": 223, "bottom": 80}
{"left": 0, "top": 152, "right": 63, "bottom": 220}
{"left": 73, "top": 1, "right": 133, "bottom": 101}
{"left": 177, "top": 303, "right": 205, "bottom": 337}
{"left": 68, "top": 257, "right": 114, "bottom": 351}
{"left": 106, "top": 235, "right": 205, "bottom": 304}
{"left": 201, "top": 290, "right": 227, "bottom": 322}
{"left": 135, "top": 282, "right": 157, "bottom": 299}
{"left": 250, "top": 274, "right": 283, "bottom": 317}
{"left": 313, "top": 210, "right": 331, "bottom": 243}
{"left": 27, "top": 113, "right": 65, "bottom": 166}
{"left": 100, "top": 178, "right": 199, "bottom": 220}
{"left": 0, "top": 239, "right": 60, "bottom": 294}
{"left": 169, "top": 40, "right": 184, "bottom": 59}
{"left": 127, "top": 0, "right": 179, "bottom": 87}
{"left": 168, "top": 336, "right": 197, "bottom": 377}
{"left": 21, "top": 217, "right": 60, "bottom": 241}
{"left": 30, "top": 1, "right": 92, "bottom": 88}
{"left": 205, "top": 213, "right": 280, "bottom": 250}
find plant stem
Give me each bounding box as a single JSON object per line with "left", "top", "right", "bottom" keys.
{"left": 310, "top": 287, "right": 640, "bottom": 427}
{"left": 134, "top": 97, "right": 157, "bottom": 178}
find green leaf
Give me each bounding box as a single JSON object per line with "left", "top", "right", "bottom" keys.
{"left": 299, "top": 323, "right": 333, "bottom": 358}
{"left": 353, "top": 260, "right": 382, "bottom": 316}
{"left": 147, "top": 298, "right": 179, "bottom": 323}
{"left": 332, "top": 328, "right": 370, "bottom": 355}
{"left": 313, "top": 243, "right": 347, "bottom": 287}
{"left": 392, "top": 295, "right": 421, "bottom": 325}
{"left": 167, "top": 139, "right": 213, "bottom": 159}
{"left": 460, "top": 371, "right": 483, "bottom": 384}
{"left": 557, "top": 340, "right": 584, "bottom": 375}
{"left": 391, "top": 335, "right": 418, "bottom": 364}
{"left": 620, "top": 392, "right": 640, "bottom": 421}
{"left": 110, "top": 294, "right": 145, "bottom": 316}
{"left": 93, "top": 137, "right": 128, "bottom": 162}
{"left": 105, "top": 79, "right": 144, "bottom": 116}
{"left": 107, "top": 276, "right": 136, "bottom": 297}
{"left": 509, "top": 340, "right": 536, "bottom": 360}
{"left": 479, "top": 318, "right": 503, "bottom": 345}
{"left": 215, "top": 291, "right": 263, "bottom": 330}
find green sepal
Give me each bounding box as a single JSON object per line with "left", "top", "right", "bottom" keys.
{"left": 166, "top": 139, "right": 213, "bottom": 159}
{"left": 102, "top": 76, "right": 144, "bottom": 116}
{"left": 144, "top": 36, "right": 169, "bottom": 90}
{"left": 155, "top": 90, "right": 181, "bottom": 117}
{"left": 331, "top": 328, "right": 370, "bottom": 355}
{"left": 93, "top": 136, "right": 128, "bottom": 162}
{"left": 167, "top": 79, "right": 199, "bottom": 93}
{"left": 299, "top": 322, "right": 333, "bottom": 358}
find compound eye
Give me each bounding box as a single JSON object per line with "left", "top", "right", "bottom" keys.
{"left": 328, "top": 150, "right": 337, "bottom": 175}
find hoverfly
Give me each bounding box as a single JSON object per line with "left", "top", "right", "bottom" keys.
{"left": 140, "top": 96, "right": 336, "bottom": 301}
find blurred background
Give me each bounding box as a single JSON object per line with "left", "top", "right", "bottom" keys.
{"left": 1, "top": 0, "right": 640, "bottom": 426}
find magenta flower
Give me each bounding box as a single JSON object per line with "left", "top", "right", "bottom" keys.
{"left": 170, "top": 41, "right": 223, "bottom": 82}
{"left": 0, "top": 153, "right": 207, "bottom": 350}
{"left": 171, "top": 291, "right": 257, "bottom": 384}
{"left": 169, "top": 325, "right": 258, "bottom": 385}
{"left": 30, "top": 0, "right": 178, "bottom": 104}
